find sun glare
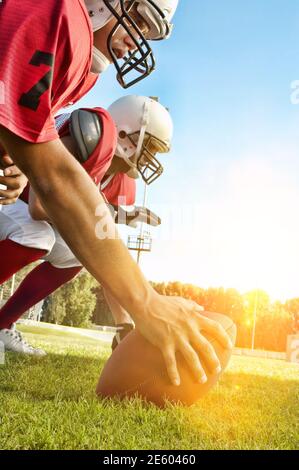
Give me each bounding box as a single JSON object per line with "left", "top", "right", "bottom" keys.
{"left": 145, "top": 157, "right": 299, "bottom": 301}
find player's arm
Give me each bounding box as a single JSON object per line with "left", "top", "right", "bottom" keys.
{"left": 0, "top": 142, "right": 5, "bottom": 158}
{"left": 28, "top": 186, "right": 50, "bottom": 222}
{"left": 0, "top": 126, "right": 233, "bottom": 386}
{"left": 103, "top": 287, "right": 134, "bottom": 326}
{"left": 0, "top": 154, "right": 28, "bottom": 205}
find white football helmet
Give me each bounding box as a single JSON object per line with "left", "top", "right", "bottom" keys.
{"left": 108, "top": 95, "right": 173, "bottom": 185}
{"left": 84, "top": 0, "right": 179, "bottom": 88}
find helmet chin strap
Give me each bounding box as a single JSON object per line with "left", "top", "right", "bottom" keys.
{"left": 91, "top": 47, "right": 111, "bottom": 74}
{"left": 100, "top": 173, "right": 115, "bottom": 191}
{"left": 115, "top": 100, "right": 150, "bottom": 178}
{"left": 135, "top": 100, "right": 150, "bottom": 160}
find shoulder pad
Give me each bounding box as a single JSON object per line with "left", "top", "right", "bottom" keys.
{"left": 69, "top": 109, "right": 102, "bottom": 162}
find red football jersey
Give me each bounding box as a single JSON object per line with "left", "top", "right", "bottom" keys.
{"left": 57, "top": 108, "right": 117, "bottom": 186}
{"left": 20, "top": 108, "right": 136, "bottom": 206}
{"left": 0, "top": 0, "right": 97, "bottom": 143}
{"left": 102, "top": 173, "right": 137, "bottom": 206}
{"left": 54, "top": 108, "right": 136, "bottom": 205}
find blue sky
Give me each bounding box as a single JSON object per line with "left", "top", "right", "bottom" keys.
{"left": 73, "top": 1, "right": 299, "bottom": 301}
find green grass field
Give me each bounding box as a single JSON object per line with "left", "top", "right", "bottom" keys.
{"left": 0, "top": 324, "right": 298, "bottom": 450}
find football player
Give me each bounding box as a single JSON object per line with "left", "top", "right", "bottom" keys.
{"left": 0, "top": 96, "right": 172, "bottom": 355}
{"left": 0, "top": 1, "right": 233, "bottom": 386}
{"left": 0, "top": 0, "right": 178, "bottom": 203}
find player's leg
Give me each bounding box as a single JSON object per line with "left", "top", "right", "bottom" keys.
{"left": 103, "top": 288, "right": 134, "bottom": 351}
{"left": 0, "top": 239, "right": 46, "bottom": 285}
{"left": 0, "top": 201, "right": 56, "bottom": 354}
{"left": 111, "top": 323, "right": 134, "bottom": 351}
{"left": 0, "top": 262, "right": 81, "bottom": 329}
{"left": 46, "top": 232, "right": 135, "bottom": 351}
{"left": 0, "top": 199, "right": 55, "bottom": 285}
{"left": 0, "top": 262, "right": 81, "bottom": 356}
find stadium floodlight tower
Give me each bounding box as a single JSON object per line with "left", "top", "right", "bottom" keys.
{"left": 127, "top": 174, "right": 153, "bottom": 265}
{"left": 127, "top": 230, "right": 152, "bottom": 265}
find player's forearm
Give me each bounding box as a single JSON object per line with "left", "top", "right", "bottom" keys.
{"left": 0, "top": 143, "right": 5, "bottom": 159}
{"left": 103, "top": 287, "right": 134, "bottom": 325}
{"left": 34, "top": 172, "right": 154, "bottom": 317}
{"left": 28, "top": 187, "right": 51, "bottom": 221}
{"left": 0, "top": 129, "right": 155, "bottom": 318}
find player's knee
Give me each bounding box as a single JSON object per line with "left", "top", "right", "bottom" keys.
{"left": 45, "top": 234, "right": 81, "bottom": 269}
{"left": 40, "top": 223, "right": 56, "bottom": 252}
{"left": 25, "top": 221, "right": 56, "bottom": 254}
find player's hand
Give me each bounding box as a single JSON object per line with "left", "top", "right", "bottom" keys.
{"left": 134, "top": 293, "right": 233, "bottom": 386}
{"left": 0, "top": 155, "right": 28, "bottom": 205}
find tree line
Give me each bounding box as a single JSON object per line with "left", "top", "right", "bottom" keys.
{"left": 42, "top": 274, "right": 299, "bottom": 352}
{"left": 1, "top": 268, "right": 298, "bottom": 352}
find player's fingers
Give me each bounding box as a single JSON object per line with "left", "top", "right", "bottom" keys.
{"left": 193, "top": 304, "right": 204, "bottom": 312}
{"left": 191, "top": 331, "right": 221, "bottom": 375}
{"left": 3, "top": 165, "right": 22, "bottom": 177}
{"left": 0, "top": 196, "right": 18, "bottom": 205}
{"left": 0, "top": 188, "right": 19, "bottom": 200}
{"left": 192, "top": 302, "right": 205, "bottom": 315}
{"left": 162, "top": 347, "right": 180, "bottom": 386}
{"left": 198, "top": 316, "right": 233, "bottom": 351}
{"left": 1, "top": 155, "right": 13, "bottom": 167}
{"left": 178, "top": 339, "right": 208, "bottom": 384}
{"left": 189, "top": 300, "right": 204, "bottom": 314}
{"left": 0, "top": 175, "right": 7, "bottom": 186}
{"left": 0, "top": 175, "right": 21, "bottom": 190}
{"left": 2, "top": 155, "right": 13, "bottom": 165}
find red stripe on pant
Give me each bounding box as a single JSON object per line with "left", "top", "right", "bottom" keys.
{"left": 0, "top": 260, "right": 81, "bottom": 329}
{"left": 0, "top": 239, "right": 47, "bottom": 285}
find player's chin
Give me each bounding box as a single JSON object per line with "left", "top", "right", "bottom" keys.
{"left": 95, "top": 312, "right": 237, "bottom": 408}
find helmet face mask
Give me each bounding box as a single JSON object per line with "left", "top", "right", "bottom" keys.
{"left": 105, "top": 0, "right": 157, "bottom": 88}
{"left": 87, "top": 0, "right": 176, "bottom": 88}
{"left": 127, "top": 132, "right": 167, "bottom": 184}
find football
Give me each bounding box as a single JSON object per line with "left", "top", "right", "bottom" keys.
{"left": 96, "top": 312, "right": 237, "bottom": 408}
